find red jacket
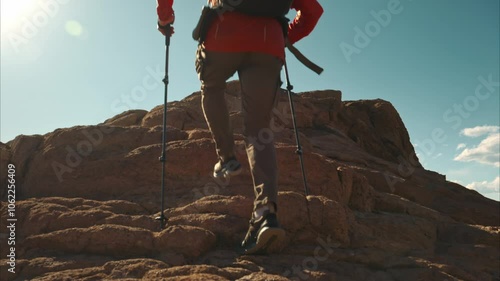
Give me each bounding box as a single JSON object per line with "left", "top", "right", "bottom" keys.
{"left": 157, "top": 0, "right": 174, "bottom": 22}
{"left": 157, "top": 0, "right": 323, "bottom": 61}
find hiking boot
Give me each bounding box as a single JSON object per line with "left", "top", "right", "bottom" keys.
{"left": 241, "top": 212, "right": 286, "bottom": 255}
{"left": 213, "top": 157, "right": 242, "bottom": 178}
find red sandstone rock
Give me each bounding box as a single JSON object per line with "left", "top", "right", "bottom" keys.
{"left": 0, "top": 81, "right": 498, "bottom": 280}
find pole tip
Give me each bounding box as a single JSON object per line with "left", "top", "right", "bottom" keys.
{"left": 155, "top": 215, "right": 168, "bottom": 229}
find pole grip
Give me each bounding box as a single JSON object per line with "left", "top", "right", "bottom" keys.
{"left": 165, "top": 31, "right": 171, "bottom": 46}
{"left": 158, "top": 22, "right": 172, "bottom": 45}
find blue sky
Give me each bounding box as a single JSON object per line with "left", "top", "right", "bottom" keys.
{"left": 1, "top": 0, "right": 499, "bottom": 201}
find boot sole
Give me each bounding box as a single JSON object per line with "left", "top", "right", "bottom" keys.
{"left": 245, "top": 227, "right": 286, "bottom": 255}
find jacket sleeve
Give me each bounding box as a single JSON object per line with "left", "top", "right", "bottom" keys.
{"left": 288, "top": 0, "right": 323, "bottom": 44}
{"left": 157, "top": 0, "right": 174, "bottom": 22}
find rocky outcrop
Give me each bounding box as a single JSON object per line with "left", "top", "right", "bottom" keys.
{"left": 1, "top": 81, "right": 498, "bottom": 280}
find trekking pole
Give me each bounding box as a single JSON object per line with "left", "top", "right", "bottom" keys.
{"left": 155, "top": 28, "right": 172, "bottom": 229}
{"left": 283, "top": 60, "right": 309, "bottom": 196}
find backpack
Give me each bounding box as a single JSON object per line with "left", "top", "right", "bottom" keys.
{"left": 214, "top": 0, "right": 293, "bottom": 18}
{"left": 193, "top": 0, "right": 323, "bottom": 74}
{"left": 193, "top": 0, "right": 292, "bottom": 43}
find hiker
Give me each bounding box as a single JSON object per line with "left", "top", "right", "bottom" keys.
{"left": 157, "top": 0, "right": 323, "bottom": 254}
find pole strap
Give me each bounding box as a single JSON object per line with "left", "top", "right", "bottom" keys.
{"left": 286, "top": 41, "right": 323, "bottom": 75}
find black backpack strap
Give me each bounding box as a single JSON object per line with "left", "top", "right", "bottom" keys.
{"left": 276, "top": 16, "right": 323, "bottom": 75}
{"left": 192, "top": 6, "right": 218, "bottom": 42}
{"left": 286, "top": 41, "right": 324, "bottom": 75}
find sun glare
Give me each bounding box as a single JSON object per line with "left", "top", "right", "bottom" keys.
{"left": 1, "top": 0, "right": 37, "bottom": 32}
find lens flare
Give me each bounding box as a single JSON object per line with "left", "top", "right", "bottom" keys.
{"left": 65, "top": 20, "right": 83, "bottom": 37}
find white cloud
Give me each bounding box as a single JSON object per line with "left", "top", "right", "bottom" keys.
{"left": 455, "top": 125, "right": 500, "bottom": 167}
{"left": 466, "top": 176, "right": 500, "bottom": 193}
{"left": 455, "top": 133, "right": 500, "bottom": 167}
{"left": 460, "top": 125, "right": 499, "bottom": 138}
